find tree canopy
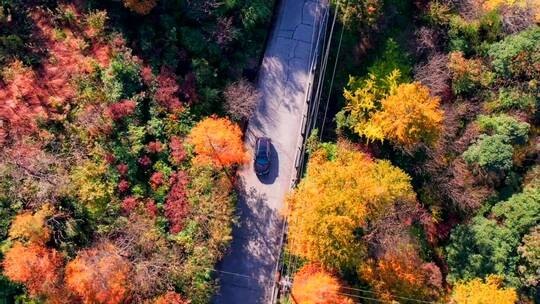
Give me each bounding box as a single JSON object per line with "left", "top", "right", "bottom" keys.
{"left": 287, "top": 142, "right": 416, "bottom": 269}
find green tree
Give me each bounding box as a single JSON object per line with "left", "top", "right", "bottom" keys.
{"left": 462, "top": 134, "right": 514, "bottom": 171}
{"left": 488, "top": 26, "right": 540, "bottom": 78}
{"left": 446, "top": 187, "right": 540, "bottom": 287}
{"left": 477, "top": 114, "right": 530, "bottom": 145}
{"left": 331, "top": 0, "right": 381, "bottom": 30}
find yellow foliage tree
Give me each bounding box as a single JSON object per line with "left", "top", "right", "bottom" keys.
{"left": 8, "top": 204, "right": 54, "bottom": 244}
{"left": 123, "top": 0, "right": 158, "bottom": 15}
{"left": 451, "top": 275, "right": 518, "bottom": 304}
{"left": 291, "top": 263, "right": 353, "bottom": 304}
{"left": 188, "top": 116, "right": 249, "bottom": 168}
{"left": 481, "top": 0, "right": 540, "bottom": 21}
{"left": 372, "top": 82, "right": 444, "bottom": 148}
{"left": 342, "top": 70, "right": 400, "bottom": 142}
{"left": 69, "top": 159, "right": 116, "bottom": 216}
{"left": 286, "top": 143, "right": 416, "bottom": 269}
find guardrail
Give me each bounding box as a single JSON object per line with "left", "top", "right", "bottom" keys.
{"left": 268, "top": 1, "right": 331, "bottom": 302}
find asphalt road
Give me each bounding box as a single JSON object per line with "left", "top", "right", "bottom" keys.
{"left": 211, "top": 0, "right": 327, "bottom": 303}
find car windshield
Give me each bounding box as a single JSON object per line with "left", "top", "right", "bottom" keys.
{"left": 256, "top": 155, "right": 269, "bottom": 164}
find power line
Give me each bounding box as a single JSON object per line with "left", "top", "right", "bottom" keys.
{"left": 288, "top": 2, "right": 339, "bottom": 282}
{"left": 319, "top": 8, "right": 346, "bottom": 140}
{"left": 337, "top": 292, "right": 395, "bottom": 303}
{"left": 308, "top": 0, "right": 339, "bottom": 133}
{"left": 275, "top": 2, "right": 331, "bottom": 302}
{"left": 340, "top": 286, "right": 436, "bottom": 304}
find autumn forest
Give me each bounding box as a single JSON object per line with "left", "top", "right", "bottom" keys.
{"left": 0, "top": 0, "right": 539, "bottom": 303}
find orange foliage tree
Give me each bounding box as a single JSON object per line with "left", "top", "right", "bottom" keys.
{"left": 286, "top": 142, "right": 416, "bottom": 269}
{"left": 451, "top": 275, "right": 518, "bottom": 304}
{"left": 153, "top": 291, "right": 189, "bottom": 304}
{"left": 65, "top": 242, "right": 131, "bottom": 304}
{"left": 291, "top": 263, "right": 353, "bottom": 304}
{"left": 359, "top": 246, "right": 443, "bottom": 302}
{"left": 8, "top": 204, "right": 53, "bottom": 244}
{"left": 188, "top": 116, "right": 248, "bottom": 168}
{"left": 2, "top": 242, "right": 63, "bottom": 298}
{"left": 372, "top": 82, "right": 444, "bottom": 148}
{"left": 123, "top": 0, "right": 158, "bottom": 15}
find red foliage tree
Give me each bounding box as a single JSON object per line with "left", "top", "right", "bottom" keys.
{"left": 141, "top": 66, "right": 155, "bottom": 85}
{"left": 122, "top": 196, "right": 139, "bottom": 212}
{"left": 0, "top": 61, "right": 47, "bottom": 144}
{"left": 118, "top": 179, "right": 130, "bottom": 193}
{"left": 116, "top": 163, "right": 129, "bottom": 176}
{"left": 3, "top": 242, "right": 63, "bottom": 298}
{"left": 138, "top": 155, "right": 152, "bottom": 167}
{"left": 155, "top": 68, "right": 182, "bottom": 111}
{"left": 169, "top": 136, "right": 187, "bottom": 165}
{"left": 65, "top": 242, "right": 131, "bottom": 304}
{"left": 146, "top": 199, "right": 158, "bottom": 217}
{"left": 0, "top": 7, "right": 115, "bottom": 148}
{"left": 147, "top": 141, "right": 164, "bottom": 153}
{"left": 164, "top": 171, "right": 190, "bottom": 233}
{"left": 107, "top": 99, "right": 136, "bottom": 120}
{"left": 150, "top": 172, "right": 165, "bottom": 189}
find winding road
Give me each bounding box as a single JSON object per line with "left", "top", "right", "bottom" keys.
{"left": 211, "top": 0, "right": 328, "bottom": 303}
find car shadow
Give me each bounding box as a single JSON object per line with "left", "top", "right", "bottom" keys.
{"left": 257, "top": 142, "right": 279, "bottom": 185}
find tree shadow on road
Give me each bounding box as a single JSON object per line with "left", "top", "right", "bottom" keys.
{"left": 212, "top": 178, "right": 284, "bottom": 303}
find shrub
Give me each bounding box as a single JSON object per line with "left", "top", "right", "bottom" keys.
{"left": 223, "top": 79, "right": 261, "bottom": 121}
{"left": 462, "top": 134, "right": 514, "bottom": 171}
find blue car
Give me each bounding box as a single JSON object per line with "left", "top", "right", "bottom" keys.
{"left": 254, "top": 137, "right": 271, "bottom": 176}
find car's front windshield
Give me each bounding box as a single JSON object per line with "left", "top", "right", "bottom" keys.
{"left": 256, "top": 156, "right": 269, "bottom": 164}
